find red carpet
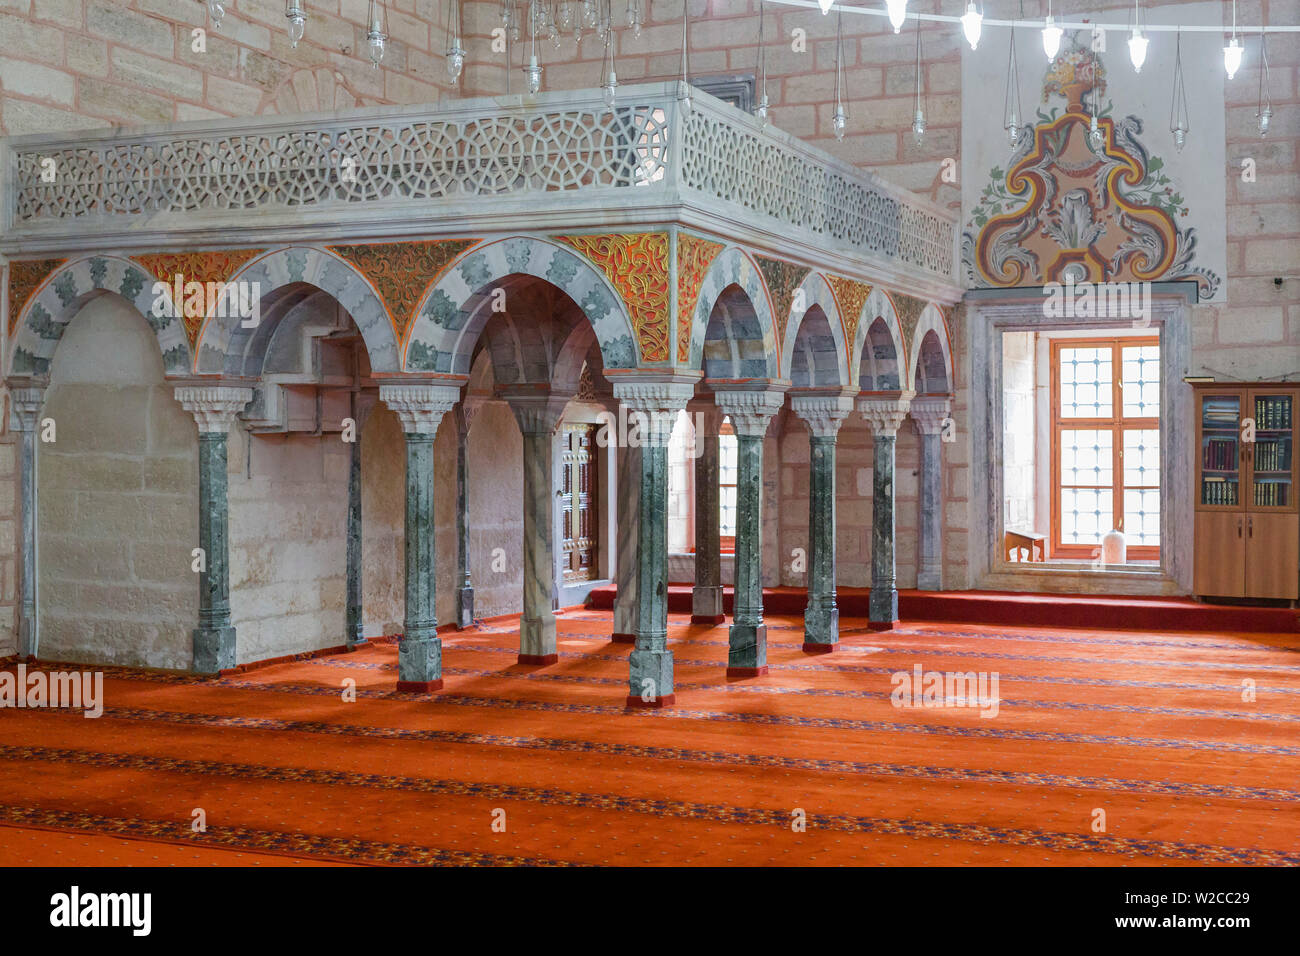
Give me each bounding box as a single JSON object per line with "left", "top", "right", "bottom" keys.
{"left": 586, "top": 585, "right": 1300, "bottom": 634}
{"left": 1, "top": 610, "right": 1297, "bottom": 866}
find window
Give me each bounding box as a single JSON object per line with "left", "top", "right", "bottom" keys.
{"left": 718, "top": 419, "right": 738, "bottom": 550}
{"left": 1051, "top": 337, "right": 1160, "bottom": 559}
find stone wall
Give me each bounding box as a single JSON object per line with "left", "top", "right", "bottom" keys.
{"left": 35, "top": 295, "right": 198, "bottom": 669}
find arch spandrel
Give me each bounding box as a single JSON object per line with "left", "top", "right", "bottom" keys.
{"left": 8, "top": 255, "right": 191, "bottom": 379}
{"left": 405, "top": 235, "right": 640, "bottom": 376}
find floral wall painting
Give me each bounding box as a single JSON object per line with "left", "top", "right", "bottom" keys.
{"left": 960, "top": 2, "right": 1226, "bottom": 301}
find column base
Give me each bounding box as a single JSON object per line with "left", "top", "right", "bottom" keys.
{"left": 869, "top": 588, "right": 899, "bottom": 628}
{"left": 456, "top": 586, "right": 475, "bottom": 629}
{"left": 397, "top": 679, "right": 444, "bottom": 693}
{"left": 610, "top": 632, "right": 636, "bottom": 644}
{"left": 917, "top": 571, "right": 942, "bottom": 592}
{"left": 192, "top": 625, "right": 236, "bottom": 674}
{"left": 518, "top": 653, "right": 558, "bottom": 665}
{"left": 625, "top": 693, "right": 676, "bottom": 709}
{"left": 347, "top": 638, "right": 370, "bottom": 650}
{"left": 802, "top": 642, "right": 837, "bottom": 654}
{"left": 16, "top": 618, "right": 37, "bottom": 660}
{"left": 691, "top": 585, "right": 723, "bottom": 622}
{"left": 803, "top": 605, "right": 839, "bottom": 649}
{"left": 398, "top": 634, "right": 443, "bottom": 686}
{"left": 727, "top": 621, "right": 768, "bottom": 673}
{"left": 520, "top": 615, "right": 557, "bottom": 661}
{"left": 628, "top": 646, "right": 674, "bottom": 704}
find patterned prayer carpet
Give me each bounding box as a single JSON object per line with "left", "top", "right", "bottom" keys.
{"left": 1, "top": 611, "right": 1297, "bottom": 867}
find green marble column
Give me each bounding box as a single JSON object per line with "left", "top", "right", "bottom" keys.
{"left": 615, "top": 380, "right": 695, "bottom": 708}
{"left": 9, "top": 387, "right": 44, "bottom": 660}
{"left": 690, "top": 403, "right": 724, "bottom": 625}
{"left": 345, "top": 392, "right": 376, "bottom": 648}
{"left": 910, "top": 397, "right": 952, "bottom": 592}
{"left": 175, "top": 386, "right": 253, "bottom": 674}
{"left": 454, "top": 401, "right": 479, "bottom": 629}
{"left": 380, "top": 384, "right": 460, "bottom": 693}
{"left": 714, "top": 390, "right": 784, "bottom": 678}
{"left": 791, "top": 394, "right": 853, "bottom": 652}
{"left": 858, "top": 394, "right": 913, "bottom": 632}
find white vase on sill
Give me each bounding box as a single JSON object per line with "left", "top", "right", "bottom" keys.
{"left": 1101, "top": 528, "right": 1127, "bottom": 566}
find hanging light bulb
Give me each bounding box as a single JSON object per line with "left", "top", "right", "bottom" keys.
{"left": 911, "top": 14, "right": 925, "bottom": 146}
{"left": 1126, "top": 1, "right": 1148, "bottom": 72}
{"left": 1224, "top": 36, "right": 1243, "bottom": 79}
{"left": 525, "top": 56, "right": 542, "bottom": 92}
{"left": 961, "top": 2, "right": 983, "bottom": 51}
{"left": 677, "top": 0, "right": 691, "bottom": 114}
{"left": 583, "top": 0, "right": 597, "bottom": 27}
{"left": 831, "top": 8, "right": 847, "bottom": 141}
{"left": 754, "top": 1, "right": 771, "bottom": 128}
{"left": 1170, "top": 27, "right": 1189, "bottom": 151}
{"left": 521, "top": 0, "right": 541, "bottom": 93}
{"left": 547, "top": 2, "right": 561, "bottom": 47}
{"left": 558, "top": 0, "right": 573, "bottom": 30}
{"left": 818, "top": 0, "right": 834, "bottom": 14}
{"left": 1257, "top": 31, "right": 1273, "bottom": 136}
{"left": 366, "top": 0, "right": 387, "bottom": 68}
{"left": 1225, "top": 0, "right": 1243, "bottom": 79}
{"left": 207, "top": 0, "right": 225, "bottom": 29}
{"left": 446, "top": 0, "right": 466, "bottom": 81}
{"left": 627, "top": 0, "right": 642, "bottom": 36}
{"left": 285, "top": 0, "right": 307, "bottom": 46}
{"left": 1003, "top": 23, "right": 1023, "bottom": 147}
{"left": 599, "top": 0, "right": 617, "bottom": 108}
{"left": 1042, "top": 0, "right": 1062, "bottom": 62}
{"left": 885, "top": 0, "right": 907, "bottom": 34}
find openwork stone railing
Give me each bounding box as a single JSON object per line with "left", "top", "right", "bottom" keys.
{"left": 1, "top": 82, "right": 957, "bottom": 287}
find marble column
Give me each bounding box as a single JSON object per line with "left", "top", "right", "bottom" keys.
{"left": 611, "top": 437, "right": 640, "bottom": 643}
{"left": 614, "top": 380, "right": 695, "bottom": 707}
{"left": 858, "top": 391, "right": 915, "bottom": 631}
{"left": 790, "top": 393, "right": 855, "bottom": 653}
{"left": 689, "top": 402, "right": 724, "bottom": 625}
{"left": 504, "top": 392, "right": 570, "bottom": 666}
{"left": 9, "top": 387, "right": 45, "bottom": 659}
{"left": 379, "top": 384, "right": 461, "bottom": 692}
{"left": 453, "top": 398, "right": 485, "bottom": 629}
{"left": 175, "top": 386, "right": 254, "bottom": 673}
{"left": 345, "top": 390, "right": 377, "bottom": 648}
{"left": 910, "top": 396, "right": 952, "bottom": 592}
{"left": 713, "top": 389, "right": 785, "bottom": 678}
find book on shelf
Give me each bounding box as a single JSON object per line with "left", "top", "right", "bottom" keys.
{"left": 1254, "top": 396, "right": 1293, "bottom": 431}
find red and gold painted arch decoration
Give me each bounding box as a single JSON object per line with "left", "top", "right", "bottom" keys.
{"left": 676, "top": 233, "right": 725, "bottom": 363}
{"left": 131, "top": 249, "right": 265, "bottom": 351}
{"left": 557, "top": 232, "right": 671, "bottom": 364}
{"left": 824, "top": 273, "right": 873, "bottom": 355}
{"left": 7, "top": 258, "right": 67, "bottom": 336}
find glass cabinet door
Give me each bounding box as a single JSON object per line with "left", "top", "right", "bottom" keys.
{"left": 1199, "top": 393, "right": 1241, "bottom": 508}
{"left": 1249, "top": 390, "right": 1294, "bottom": 510}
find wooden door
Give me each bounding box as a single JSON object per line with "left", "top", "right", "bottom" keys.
{"left": 1245, "top": 513, "right": 1300, "bottom": 599}
{"left": 1193, "top": 512, "right": 1246, "bottom": 597}
{"left": 560, "top": 423, "right": 598, "bottom": 584}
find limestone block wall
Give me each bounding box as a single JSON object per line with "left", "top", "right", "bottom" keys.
{"left": 0, "top": 416, "right": 16, "bottom": 655}
{"left": 35, "top": 295, "right": 198, "bottom": 670}
{"left": 464, "top": 401, "right": 525, "bottom": 621}
{"left": 226, "top": 423, "right": 351, "bottom": 664}
{"left": 360, "top": 404, "right": 404, "bottom": 637}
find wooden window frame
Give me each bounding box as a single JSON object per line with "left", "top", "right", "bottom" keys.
{"left": 1049, "top": 336, "right": 1161, "bottom": 561}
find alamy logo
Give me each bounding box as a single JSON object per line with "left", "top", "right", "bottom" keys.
{"left": 890, "top": 664, "right": 1000, "bottom": 718}
{"left": 0, "top": 664, "right": 103, "bottom": 718}
{"left": 1041, "top": 277, "right": 1152, "bottom": 326}
{"left": 150, "top": 274, "right": 261, "bottom": 329}
{"left": 50, "top": 887, "right": 151, "bottom": 936}
{"left": 594, "top": 406, "right": 707, "bottom": 457}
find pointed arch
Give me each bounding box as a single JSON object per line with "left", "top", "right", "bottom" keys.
{"left": 8, "top": 255, "right": 191, "bottom": 378}
{"left": 908, "top": 302, "right": 954, "bottom": 394}
{"left": 850, "top": 287, "right": 907, "bottom": 391}
{"left": 779, "top": 272, "right": 850, "bottom": 387}
{"left": 687, "top": 246, "right": 779, "bottom": 380}
{"left": 404, "top": 236, "right": 638, "bottom": 376}
{"left": 194, "top": 246, "right": 401, "bottom": 375}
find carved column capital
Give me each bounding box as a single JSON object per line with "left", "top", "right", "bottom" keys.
{"left": 499, "top": 388, "right": 573, "bottom": 436}
{"left": 910, "top": 395, "right": 952, "bottom": 436}
{"left": 790, "top": 393, "right": 856, "bottom": 439}
{"left": 613, "top": 380, "right": 694, "bottom": 447}
{"left": 379, "top": 384, "right": 461, "bottom": 435}
{"left": 175, "top": 385, "right": 254, "bottom": 434}
{"left": 713, "top": 389, "right": 786, "bottom": 438}
{"left": 8, "top": 386, "right": 46, "bottom": 432}
{"left": 857, "top": 390, "right": 916, "bottom": 437}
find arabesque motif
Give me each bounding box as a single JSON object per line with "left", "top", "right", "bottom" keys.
{"left": 558, "top": 233, "right": 671, "bottom": 363}
{"left": 131, "top": 249, "right": 265, "bottom": 350}
{"left": 677, "top": 234, "right": 726, "bottom": 363}
{"left": 7, "top": 258, "right": 67, "bottom": 336}
{"left": 824, "top": 274, "right": 874, "bottom": 353}
{"left": 754, "top": 255, "right": 811, "bottom": 348}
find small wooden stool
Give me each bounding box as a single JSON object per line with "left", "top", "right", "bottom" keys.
{"left": 1004, "top": 530, "right": 1046, "bottom": 562}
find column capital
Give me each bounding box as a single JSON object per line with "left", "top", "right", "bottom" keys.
{"left": 499, "top": 388, "right": 573, "bottom": 435}
{"left": 613, "top": 380, "right": 694, "bottom": 447}
{"left": 379, "top": 383, "right": 461, "bottom": 435}
{"left": 790, "top": 392, "right": 856, "bottom": 439}
{"left": 8, "top": 386, "right": 46, "bottom": 432}
{"left": 910, "top": 395, "right": 953, "bottom": 435}
{"left": 713, "top": 389, "right": 786, "bottom": 437}
{"left": 175, "top": 385, "right": 254, "bottom": 433}
{"left": 857, "top": 390, "right": 916, "bottom": 437}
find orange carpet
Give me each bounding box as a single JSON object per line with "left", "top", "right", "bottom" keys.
{"left": 2, "top": 611, "right": 1298, "bottom": 866}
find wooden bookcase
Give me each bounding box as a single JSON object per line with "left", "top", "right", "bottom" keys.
{"left": 1193, "top": 383, "right": 1299, "bottom": 601}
